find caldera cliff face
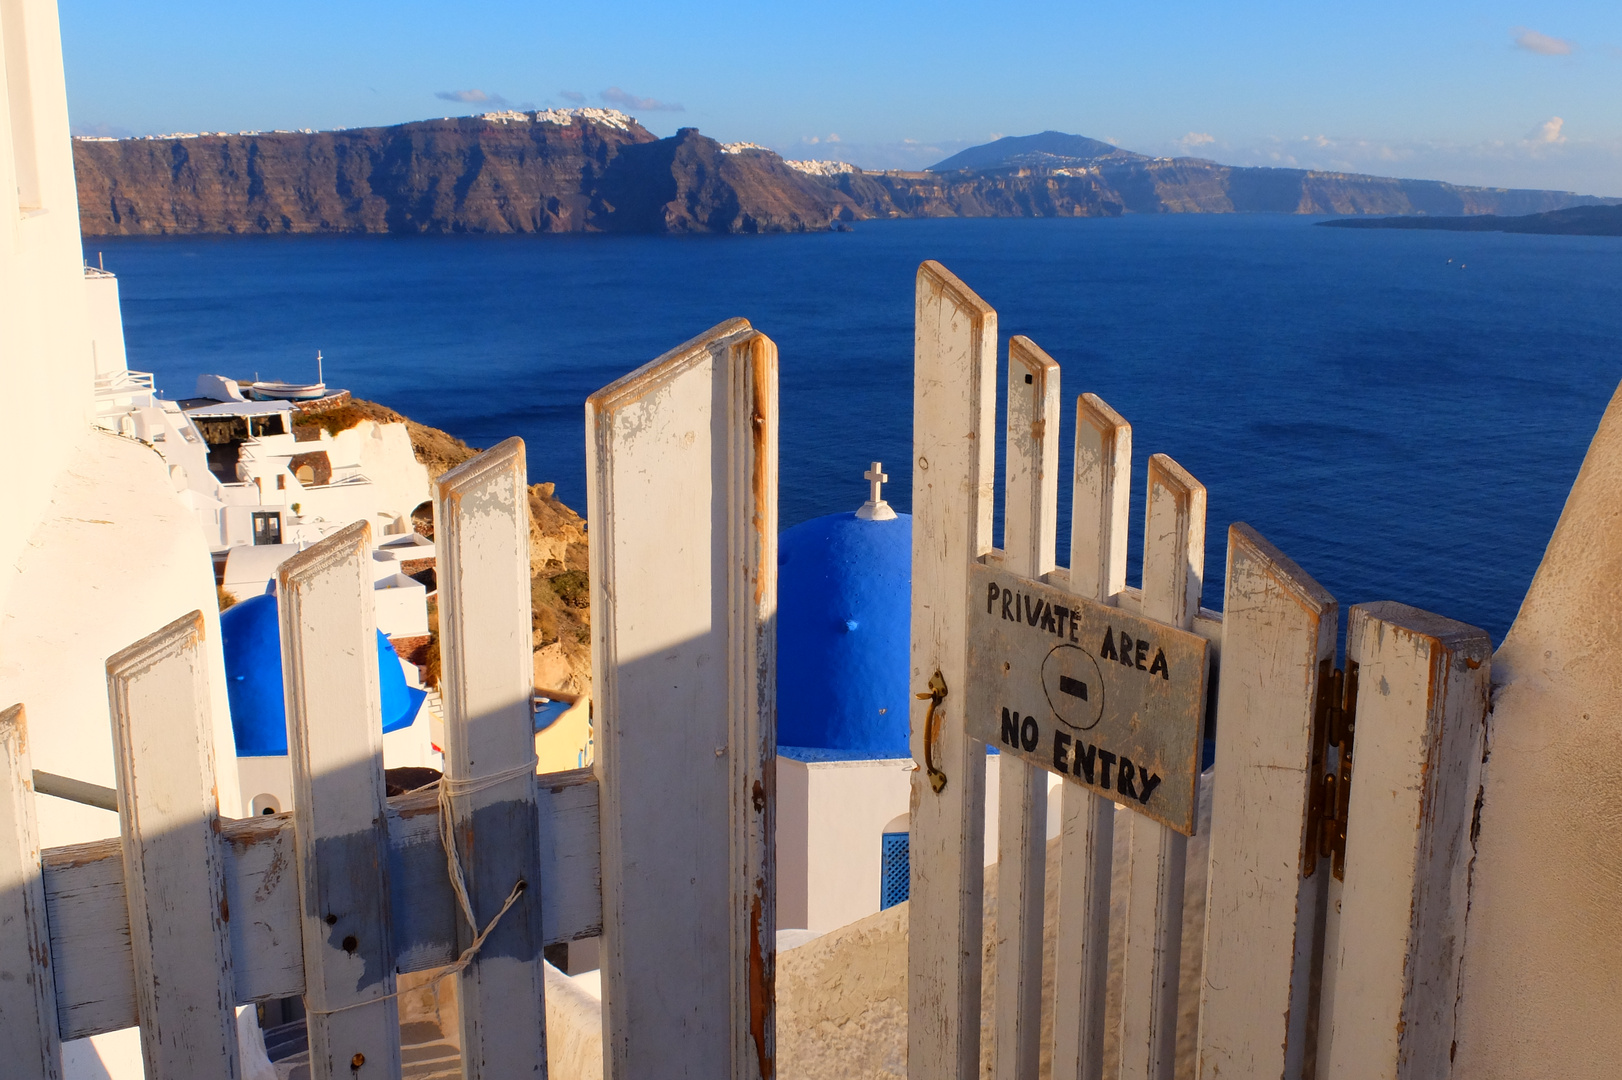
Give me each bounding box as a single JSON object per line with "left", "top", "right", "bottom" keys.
{"left": 72, "top": 111, "right": 1612, "bottom": 236}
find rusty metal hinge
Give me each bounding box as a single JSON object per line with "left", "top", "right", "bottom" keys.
{"left": 1304, "top": 658, "right": 1359, "bottom": 880}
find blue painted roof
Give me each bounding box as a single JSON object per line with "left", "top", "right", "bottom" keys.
{"left": 776, "top": 511, "right": 911, "bottom": 758}
{"left": 220, "top": 593, "right": 426, "bottom": 757}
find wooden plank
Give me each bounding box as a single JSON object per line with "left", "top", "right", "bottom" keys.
{"left": 909, "top": 260, "right": 997, "bottom": 1080}
{"left": 279, "top": 522, "right": 402, "bottom": 1080}
{"left": 105, "top": 612, "right": 241, "bottom": 1080}
{"left": 1319, "top": 603, "right": 1491, "bottom": 1080}
{"left": 994, "top": 335, "right": 1059, "bottom": 1080}
{"left": 534, "top": 768, "right": 605, "bottom": 947}
{"left": 1003, "top": 337, "right": 1060, "bottom": 580}
{"left": 1195, "top": 524, "right": 1336, "bottom": 1079}
{"left": 41, "top": 771, "right": 603, "bottom": 1040}
{"left": 728, "top": 333, "right": 779, "bottom": 1080}
{"left": 43, "top": 838, "right": 136, "bottom": 1039}
{"left": 1174, "top": 765, "right": 1216, "bottom": 1080}
{"left": 1051, "top": 393, "right": 1130, "bottom": 1080}
{"left": 587, "top": 321, "right": 778, "bottom": 1080}
{"left": 0, "top": 705, "right": 61, "bottom": 1080}
{"left": 434, "top": 438, "right": 548, "bottom": 1080}
{"left": 224, "top": 815, "right": 303, "bottom": 1003}
{"left": 1116, "top": 454, "right": 1204, "bottom": 1080}
{"left": 387, "top": 770, "right": 603, "bottom": 972}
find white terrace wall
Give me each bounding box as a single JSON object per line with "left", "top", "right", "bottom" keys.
{"left": 1452, "top": 382, "right": 1622, "bottom": 1077}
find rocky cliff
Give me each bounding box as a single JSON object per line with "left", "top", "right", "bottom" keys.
{"left": 338, "top": 398, "right": 594, "bottom": 695}
{"left": 74, "top": 110, "right": 852, "bottom": 236}
{"left": 73, "top": 112, "right": 1615, "bottom": 236}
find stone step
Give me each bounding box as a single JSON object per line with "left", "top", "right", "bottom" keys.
{"left": 271, "top": 1028, "right": 463, "bottom": 1080}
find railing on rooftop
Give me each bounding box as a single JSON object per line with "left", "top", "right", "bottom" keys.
{"left": 92, "top": 369, "right": 156, "bottom": 398}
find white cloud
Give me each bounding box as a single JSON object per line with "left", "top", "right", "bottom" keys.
{"left": 558, "top": 90, "right": 586, "bottom": 104}
{"left": 1513, "top": 28, "right": 1574, "bottom": 56}
{"left": 599, "top": 87, "right": 684, "bottom": 112}
{"left": 1528, "top": 117, "right": 1566, "bottom": 144}
{"left": 435, "top": 89, "right": 507, "bottom": 105}
{"left": 1178, "top": 131, "right": 1215, "bottom": 148}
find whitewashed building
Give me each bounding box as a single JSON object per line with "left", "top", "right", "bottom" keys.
{"left": 0, "top": 9, "right": 238, "bottom": 1074}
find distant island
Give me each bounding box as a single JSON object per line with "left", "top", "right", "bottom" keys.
{"left": 1319, "top": 203, "right": 1622, "bottom": 237}
{"left": 72, "top": 113, "right": 1620, "bottom": 236}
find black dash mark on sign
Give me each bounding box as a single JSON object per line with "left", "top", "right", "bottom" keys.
{"left": 1058, "top": 675, "right": 1089, "bottom": 701}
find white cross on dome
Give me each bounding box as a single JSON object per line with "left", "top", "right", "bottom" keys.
{"left": 856, "top": 461, "right": 897, "bottom": 521}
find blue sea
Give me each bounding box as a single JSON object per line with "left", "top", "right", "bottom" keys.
{"left": 90, "top": 215, "right": 1622, "bottom": 645}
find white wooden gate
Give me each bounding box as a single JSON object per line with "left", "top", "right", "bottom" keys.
{"left": 0, "top": 322, "right": 779, "bottom": 1080}
{"left": 907, "top": 260, "right": 1493, "bottom": 1080}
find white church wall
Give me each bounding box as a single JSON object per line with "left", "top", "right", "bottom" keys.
{"left": 776, "top": 755, "right": 913, "bottom": 934}
{"left": 777, "top": 756, "right": 811, "bottom": 930}
{"left": 238, "top": 755, "right": 292, "bottom": 818}
{"left": 776, "top": 751, "right": 1064, "bottom": 936}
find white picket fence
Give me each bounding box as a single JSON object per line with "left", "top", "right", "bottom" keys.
{"left": 0, "top": 263, "right": 1493, "bottom": 1080}
{"left": 907, "top": 260, "right": 1493, "bottom": 1080}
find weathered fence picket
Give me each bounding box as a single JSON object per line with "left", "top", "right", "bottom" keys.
{"left": 106, "top": 612, "right": 241, "bottom": 1080}
{"left": 586, "top": 320, "right": 778, "bottom": 1080}
{"left": 1050, "top": 394, "right": 1132, "bottom": 1080}
{"left": 1318, "top": 604, "right": 1491, "bottom": 1080}
{"left": 993, "top": 335, "right": 1060, "bottom": 1080}
{"left": 1195, "top": 524, "right": 1336, "bottom": 1078}
{"left": 279, "top": 522, "right": 402, "bottom": 1080}
{"left": 0, "top": 704, "right": 61, "bottom": 1080}
{"left": 434, "top": 437, "right": 549, "bottom": 1080}
{"left": 909, "top": 261, "right": 997, "bottom": 1080}
{"left": 1114, "top": 456, "right": 1206, "bottom": 1080}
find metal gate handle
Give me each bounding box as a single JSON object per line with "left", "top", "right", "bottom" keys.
{"left": 917, "top": 670, "right": 949, "bottom": 794}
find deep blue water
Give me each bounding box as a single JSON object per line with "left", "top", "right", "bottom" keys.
{"left": 91, "top": 216, "right": 1622, "bottom": 645}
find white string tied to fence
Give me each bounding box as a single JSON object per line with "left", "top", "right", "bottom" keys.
{"left": 305, "top": 758, "right": 538, "bottom": 1018}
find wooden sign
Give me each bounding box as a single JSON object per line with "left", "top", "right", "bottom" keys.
{"left": 964, "top": 561, "right": 1208, "bottom": 834}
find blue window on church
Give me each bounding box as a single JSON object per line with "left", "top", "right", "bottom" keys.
{"left": 880, "top": 831, "right": 910, "bottom": 910}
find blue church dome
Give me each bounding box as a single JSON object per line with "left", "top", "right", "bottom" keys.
{"left": 221, "top": 593, "right": 426, "bottom": 756}
{"left": 777, "top": 482, "right": 911, "bottom": 757}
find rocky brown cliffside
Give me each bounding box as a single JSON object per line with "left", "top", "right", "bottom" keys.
{"left": 73, "top": 112, "right": 1613, "bottom": 236}
{"left": 74, "top": 112, "right": 852, "bottom": 236}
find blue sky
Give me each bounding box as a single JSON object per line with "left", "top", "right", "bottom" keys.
{"left": 60, "top": 0, "right": 1622, "bottom": 194}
